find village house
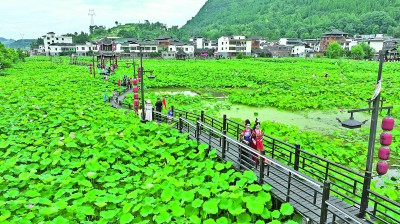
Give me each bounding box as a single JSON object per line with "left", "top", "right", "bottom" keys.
{"left": 217, "top": 35, "right": 252, "bottom": 58}
{"left": 163, "top": 42, "right": 195, "bottom": 59}
{"left": 40, "top": 32, "right": 73, "bottom": 55}
{"left": 75, "top": 42, "right": 95, "bottom": 56}
{"left": 319, "top": 29, "right": 348, "bottom": 52}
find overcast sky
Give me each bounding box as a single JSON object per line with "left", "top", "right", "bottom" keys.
{"left": 0, "top": 0, "right": 207, "bottom": 40}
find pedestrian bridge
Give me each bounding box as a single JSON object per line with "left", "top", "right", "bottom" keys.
{"left": 151, "top": 109, "right": 399, "bottom": 224}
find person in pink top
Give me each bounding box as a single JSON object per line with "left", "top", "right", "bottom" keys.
{"left": 252, "top": 121, "right": 268, "bottom": 166}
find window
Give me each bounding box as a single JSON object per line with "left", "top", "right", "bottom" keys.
{"left": 56, "top": 38, "right": 59, "bottom": 40}
{"left": 89, "top": 47, "right": 91, "bottom": 50}
{"left": 48, "top": 42, "right": 50, "bottom": 44}
{"left": 52, "top": 40, "right": 54, "bottom": 43}
{"left": 47, "top": 37, "right": 50, "bottom": 40}
{"left": 185, "top": 48, "right": 188, "bottom": 51}
{"left": 82, "top": 47, "right": 85, "bottom": 50}
{"left": 152, "top": 47, "right": 156, "bottom": 50}
{"left": 62, "top": 38, "right": 64, "bottom": 41}
{"left": 170, "top": 48, "right": 172, "bottom": 51}
{"left": 55, "top": 48, "right": 57, "bottom": 51}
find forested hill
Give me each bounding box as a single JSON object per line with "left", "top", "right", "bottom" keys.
{"left": 178, "top": 0, "right": 400, "bottom": 40}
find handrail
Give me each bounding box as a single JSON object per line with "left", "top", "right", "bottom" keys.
{"left": 325, "top": 201, "right": 364, "bottom": 224}
{"left": 197, "top": 120, "right": 323, "bottom": 189}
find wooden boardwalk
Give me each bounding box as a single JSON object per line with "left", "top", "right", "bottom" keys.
{"left": 179, "top": 120, "right": 366, "bottom": 224}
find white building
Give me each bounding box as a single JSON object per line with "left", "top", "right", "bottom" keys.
{"left": 48, "top": 43, "right": 76, "bottom": 56}
{"left": 218, "top": 35, "right": 252, "bottom": 57}
{"left": 75, "top": 42, "right": 95, "bottom": 56}
{"left": 164, "top": 43, "right": 195, "bottom": 58}
{"left": 42, "top": 32, "right": 73, "bottom": 55}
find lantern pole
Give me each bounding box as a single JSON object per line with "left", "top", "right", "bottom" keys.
{"left": 140, "top": 47, "right": 146, "bottom": 122}
{"left": 359, "top": 50, "right": 385, "bottom": 218}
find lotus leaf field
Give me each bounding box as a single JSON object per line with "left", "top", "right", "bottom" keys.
{"left": 0, "top": 57, "right": 300, "bottom": 223}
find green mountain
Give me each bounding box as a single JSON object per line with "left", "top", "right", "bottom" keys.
{"left": 179, "top": 0, "right": 400, "bottom": 40}
{"left": 0, "top": 37, "right": 16, "bottom": 47}
{"left": 8, "top": 39, "right": 36, "bottom": 49}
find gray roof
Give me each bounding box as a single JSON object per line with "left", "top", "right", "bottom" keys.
{"left": 323, "top": 29, "right": 348, "bottom": 35}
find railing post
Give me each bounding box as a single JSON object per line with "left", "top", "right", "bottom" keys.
{"left": 320, "top": 180, "right": 331, "bottom": 224}
{"left": 271, "top": 139, "right": 275, "bottom": 158}
{"left": 179, "top": 116, "right": 183, "bottom": 133}
{"left": 196, "top": 119, "right": 200, "bottom": 144}
{"left": 201, "top": 110, "right": 205, "bottom": 122}
{"left": 259, "top": 150, "right": 265, "bottom": 184}
{"left": 286, "top": 172, "right": 292, "bottom": 202}
{"left": 359, "top": 171, "right": 372, "bottom": 218}
{"left": 294, "top": 144, "right": 300, "bottom": 171}
{"left": 222, "top": 115, "right": 227, "bottom": 157}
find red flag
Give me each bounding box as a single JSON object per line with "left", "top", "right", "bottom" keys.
{"left": 162, "top": 98, "right": 167, "bottom": 109}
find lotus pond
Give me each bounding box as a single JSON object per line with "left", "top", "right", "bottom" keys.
{"left": 0, "top": 57, "right": 300, "bottom": 223}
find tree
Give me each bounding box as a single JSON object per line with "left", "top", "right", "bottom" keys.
{"left": 359, "top": 42, "right": 375, "bottom": 60}
{"left": 326, "top": 42, "right": 345, "bottom": 59}
{"left": 350, "top": 45, "right": 365, "bottom": 60}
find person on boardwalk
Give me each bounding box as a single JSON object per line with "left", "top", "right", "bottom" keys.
{"left": 252, "top": 121, "right": 267, "bottom": 166}
{"left": 145, "top": 100, "right": 153, "bottom": 121}
{"left": 167, "top": 107, "right": 173, "bottom": 124}
{"left": 112, "top": 89, "right": 119, "bottom": 105}
{"left": 239, "top": 119, "right": 254, "bottom": 169}
{"left": 155, "top": 98, "right": 163, "bottom": 121}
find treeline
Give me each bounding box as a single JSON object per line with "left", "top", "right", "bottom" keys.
{"left": 0, "top": 43, "right": 28, "bottom": 71}
{"left": 179, "top": 0, "right": 400, "bottom": 40}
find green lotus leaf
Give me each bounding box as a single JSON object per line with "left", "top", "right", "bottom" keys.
{"left": 122, "top": 203, "right": 134, "bottom": 214}
{"left": 54, "top": 201, "right": 68, "bottom": 210}
{"left": 255, "top": 221, "right": 265, "bottom": 224}
{"left": 242, "top": 170, "right": 257, "bottom": 183}
{"left": 140, "top": 205, "right": 153, "bottom": 217}
{"left": 189, "top": 215, "right": 202, "bottom": 224}
{"left": 95, "top": 202, "right": 107, "bottom": 208}
{"left": 40, "top": 206, "right": 59, "bottom": 216}
{"left": 271, "top": 210, "right": 281, "bottom": 219}
{"left": 203, "top": 198, "right": 220, "bottom": 215}
{"left": 236, "top": 213, "right": 251, "bottom": 224}
{"left": 100, "top": 209, "right": 119, "bottom": 220}
{"left": 269, "top": 220, "right": 281, "bottom": 224}
{"left": 246, "top": 199, "right": 264, "bottom": 215}
{"left": 247, "top": 184, "right": 262, "bottom": 192}
{"left": 0, "top": 210, "right": 11, "bottom": 222}
{"left": 5, "top": 188, "right": 19, "bottom": 198}
{"left": 161, "top": 188, "right": 174, "bottom": 202}
{"left": 280, "top": 203, "right": 294, "bottom": 216}
{"left": 80, "top": 206, "right": 95, "bottom": 215}
{"left": 204, "top": 218, "right": 217, "bottom": 224}
{"left": 214, "top": 162, "right": 225, "bottom": 171}
{"left": 52, "top": 215, "right": 69, "bottom": 224}
{"left": 192, "top": 198, "right": 204, "bottom": 208}
{"left": 198, "top": 188, "right": 210, "bottom": 198}
{"left": 120, "top": 213, "right": 134, "bottom": 224}
{"left": 182, "top": 190, "right": 195, "bottom": 202}
{"left": 0, "top": 140, "right": 10, "bottom": 149}
{"left": 185, "top": 204, "right": 198, "bottom": 217}
{"left": 228, "top": 202, "right": 244, "bottom": 216}
{"left": 257, "top": 191, "right": 271, "bottom": 204}
{"left": 219, "top": 198, "right": 233, "bottom": 210}
{"left": 216, "top": 216, "right": 230, "bottom": 224}
{"left": 262, "top": 184, "right": 272, "bottom": 191}
{"left": 153, "top": 211, "right": 171, "bottom": 224}
{"left": 86, "top": 172, "right": 97, "bottom": 179}
{"left": 172, "top": 205, "right": 185, "bottom": 217}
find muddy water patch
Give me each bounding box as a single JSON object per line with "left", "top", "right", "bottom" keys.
{"left": 218, "top": 104, "right": 375, "bottom": 135}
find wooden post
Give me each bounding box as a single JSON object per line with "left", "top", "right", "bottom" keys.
{"left": 320, "top": 181, "right": 331, "bottom": 224}
{"left": 294, "top": 144, "right": 301, "bottom": 171}
{"left": 222, "top": 114, "right": 227, "bottom": 158}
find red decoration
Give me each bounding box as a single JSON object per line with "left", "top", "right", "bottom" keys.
{"left": 380, "top": 132, "right": 392, "bottom": 146}
{"left": 376, "top": 161, "right": 389, "bottom": 175}
{"left": 162, "top": 98, "right": 167, "bottom": 109}
{"left": 382, "top": 116, "right": 395, "bottom": 131}
{"left": 133, "top": 86, "right": 139, "bottom": 93}
{"left": 132, "top": 79, "right": 138, "bottom": 85}
{"left": 134, "top": 93, "right": 139, "bottom": 99}
{"left": 378, "top": 146, "right": 390, "bottom": 160}
{"left": 118, "top": 79, "right": 121, "bottom": 86}
{"left": 134, "top": 99, "right": 139, "bottom": 107}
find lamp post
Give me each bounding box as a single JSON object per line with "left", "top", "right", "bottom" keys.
{"left": 336, "top": 50, "right": 393, "bottom": 218}
{"left": 139, "top": 47, "right": 155, "bottom": 123}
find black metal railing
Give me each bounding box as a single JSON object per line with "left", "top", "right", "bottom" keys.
{"left": 165, "top": 108, "right": 399, "bottom": 224}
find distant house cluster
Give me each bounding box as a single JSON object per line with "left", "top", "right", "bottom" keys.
{"left": 34, "top": 29, "right": 399, "bottom": 59}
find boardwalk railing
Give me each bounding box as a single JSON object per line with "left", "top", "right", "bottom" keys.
{"left": 168, "top": 109, "right": 400, "bottom": 224}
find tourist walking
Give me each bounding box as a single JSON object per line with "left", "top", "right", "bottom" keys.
{"left": 167, "top": 107, "right": 173, "bottom": 124}
{"left": 239, "top": 119, "right": 254, "bottom": 169}
{"left": 252, "top": 121, "right": 268, "bottom": 166}
{"left": 155, "top": 98, "right": 163, "bottom": 121}
{"left": 145, "top": 100, "right": 153, "bottom": 121}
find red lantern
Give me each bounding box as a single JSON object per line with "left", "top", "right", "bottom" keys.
{"left": 378, "top": 146, "right": 390, "bottom": 160}
{"left": 134, "top": 99, "right": 139, "bottom": 106}
{"left": 133, "top": 86, "right": 139, "bottom": 93}
{"left": 118, "top": 79, "right": 121, "bottom": 86}
{"left": 89, "top": 64, "right": 92, "bottom": 74}
{"left": 134, "top": 93, "right": 139, "bottom": 99}
{"left": 132, "top": 79, "right": 138, "bottom": 85}
{"left": 382, "top": 116, "right": 395, "bottom": 131}
{"left": 380, "top": 132, "right": 393, "bottom": 146}
{"left": 376, "top": 161, "right": 389, "bottom": 175}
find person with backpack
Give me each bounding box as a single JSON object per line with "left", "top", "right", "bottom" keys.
{"left": 155, "top": 98, "right": 163, "bottom": 121}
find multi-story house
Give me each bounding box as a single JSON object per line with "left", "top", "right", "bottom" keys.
{"left": 320, "top": 29, "right": 348, "bottom": 52}
{"left": 40, "top": 32, "right": 73, "bottom": 55}
{"left": 48, "top": 43, "right": 76, "bottom": 56}
{"left": 163, "top": 42, "right": 195, "bottom": 59}
{"left": 217, "top": 35, "right": 252, "bottom": 57}
{"left": 75, "top": 42, "right": 95, "bottom": 56}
